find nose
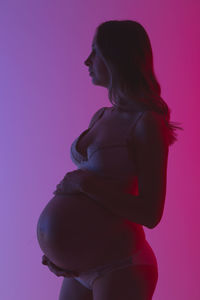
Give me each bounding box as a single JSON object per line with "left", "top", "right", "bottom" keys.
{"left": 84, "top": 58, "right": 90, "bottom": 67}
{"left": 84, "top": 60, "right": 89, "bottom": 66}
{"left": 84, "top": 52, "right": 93, "bottom": 66}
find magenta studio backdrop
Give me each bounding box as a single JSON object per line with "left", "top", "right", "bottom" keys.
{"left": 1, "top": 0, "right": 199, "bottom": 299}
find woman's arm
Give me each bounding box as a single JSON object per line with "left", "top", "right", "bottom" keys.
{"left": 80, "top": 171, "right": 153, "bottom": 228}
{"left": 80, "top": 111, "right": 168, "bottom": 229}
{"left": 129, "top": 110, "right": 169, "bottom": 228}
{"left": 63, "top": 169, "right": 154, "bottom": 229}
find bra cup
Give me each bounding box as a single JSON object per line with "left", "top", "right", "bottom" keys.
{"left": 70, "top": 108, "right": 146, "bottom": 181}
{"left": 87, "top": 144, "right": 138, "bottom": 179}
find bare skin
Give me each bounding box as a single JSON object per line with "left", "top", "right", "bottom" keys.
{"left": 38, "top": 32, "right": 165, "bottom": 299}
{"left": 37, "top": 183, "right": 146, "bottom": 272}
{"left": 36, "top": 106, "right": 147, "bottom": 272}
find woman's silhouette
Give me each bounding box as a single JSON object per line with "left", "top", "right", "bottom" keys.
{"left": 37, "top": 20, "right": 182, "bottom": 300}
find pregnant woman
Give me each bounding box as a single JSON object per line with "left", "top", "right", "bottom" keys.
{"left": 37, "top": 20, "right": 182, "bottom": 300}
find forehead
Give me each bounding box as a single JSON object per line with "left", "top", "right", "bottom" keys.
{"left": 92, "top": 34, "right": 97, "bottom": 47}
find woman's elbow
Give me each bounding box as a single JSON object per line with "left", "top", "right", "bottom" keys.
{"left": 147, "top": 214, "right": 162, "bottom": 229}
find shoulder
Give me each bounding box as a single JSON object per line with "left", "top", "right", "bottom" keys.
{"left": 130, "top": 110, "right": 168, "bottom": 149}
{"left": 88, "top": 106, "right": 107, "bottom": 128}
{"left": 136, "top": 110, "right": 165, "bottom": 130}
{"left": 136, "top": 110, "right": 166, "bottom": 137}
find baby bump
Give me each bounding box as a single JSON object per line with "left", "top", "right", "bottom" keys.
{"left": 36, "top": 193, "right": 145, "bottom": 272}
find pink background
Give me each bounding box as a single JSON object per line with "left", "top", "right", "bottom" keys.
{"left": 1, "top": 0, "right": 199, "bottom": 299}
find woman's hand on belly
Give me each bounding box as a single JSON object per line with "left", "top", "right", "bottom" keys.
{"left": 42, "top": 255, "right": 79, "bottom": 277}
{"left": 53, "top": 169, "right": 86, "bottom": 196}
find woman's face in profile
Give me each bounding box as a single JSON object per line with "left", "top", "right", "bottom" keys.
{"left": 84, "top": 34, "right": 110, "bottom": 88}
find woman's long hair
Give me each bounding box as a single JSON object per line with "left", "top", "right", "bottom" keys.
{"left": 95, "top": 19, "right": 183, "bottom": 145}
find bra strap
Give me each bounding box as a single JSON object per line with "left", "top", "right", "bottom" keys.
{"left": 88, "top": 107, "right": 107, "bottom": 129}
{"left": 126, "top": 111, "right": 147, "bottom": 145}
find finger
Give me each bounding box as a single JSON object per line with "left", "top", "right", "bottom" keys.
{"left": 47, "top": 264, "right": 75, "bottom": 277}
{"left": 48, "top": 261, "right": 79, "bottom": 277}
{"left": 42, "top": 256, "right": 79, "bottom": 277}
{"left": 42, "top": 256, "right": 47, "bottom": 265}
{"left": 42, "top": 255, "right": 49, "bottom": 265}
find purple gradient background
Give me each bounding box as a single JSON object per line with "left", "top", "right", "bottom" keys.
{"left": 1, "top": 0, "right": 199, "bottom": 299}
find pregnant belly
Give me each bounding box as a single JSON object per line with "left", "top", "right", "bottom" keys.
{"left": 37, "top": 192, "right": 145, "bottom": 272}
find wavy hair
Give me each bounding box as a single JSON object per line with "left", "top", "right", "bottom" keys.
{"left": 95, "top": 19, "right": 183, "bottom": 145}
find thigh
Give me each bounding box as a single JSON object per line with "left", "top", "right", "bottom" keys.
{"left": 93, "top": 265, "right": 158, "bottom": 300}
{"left": 59, "top": 277, "right": 93, "bottom": 300}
